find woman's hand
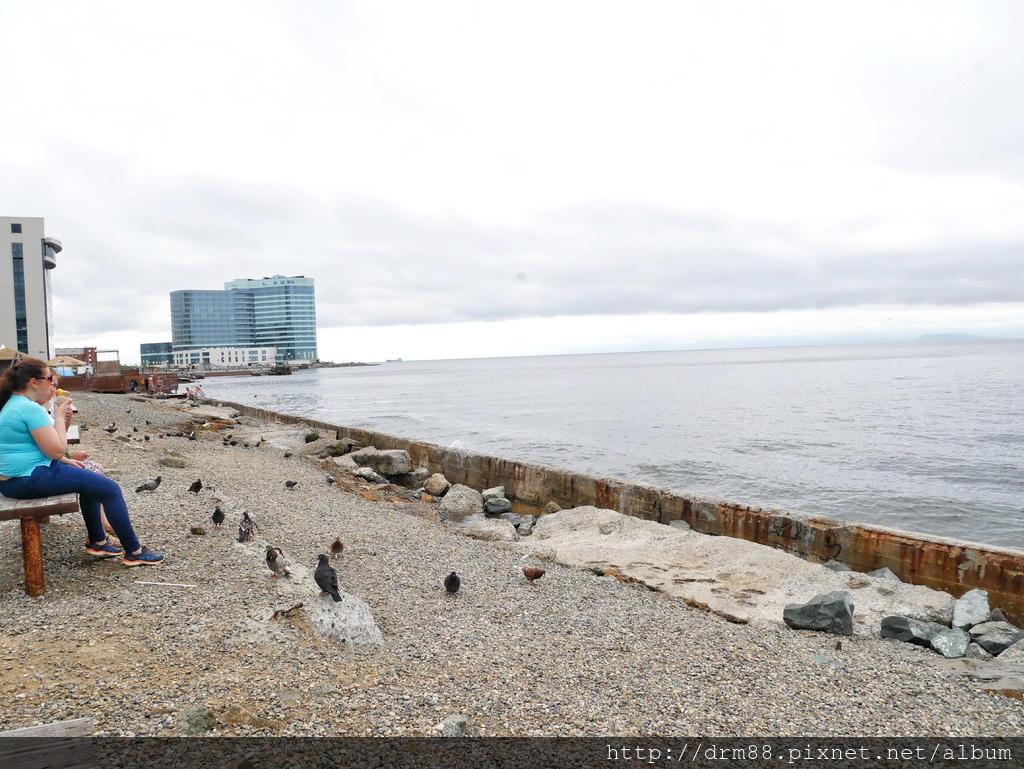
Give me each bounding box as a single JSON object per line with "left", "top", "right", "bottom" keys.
{"left": 69, "top": 450, "right": 89, "bottom": 461}
{"left": 59, "top": 457, "right": 87, "bottom": 468}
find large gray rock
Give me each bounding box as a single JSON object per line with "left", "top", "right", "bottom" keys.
{"left": 869, "top": 567, "right": 901, "bottom": 582}
{"left": 308, "top": 591, "right": 383, "bottom": 645}
{"left": 461, "top": 517, "right": 517, "bottom": 542}
{"left": 353, "top": 466, "right": 387, "bottom": 484}
{"left": 484, "top": 497, "right": 513, "bottom": 516}
{"left": 517, "top": 515, "right": 536, "bottom": 536}
{"left": 438, "top": 714, "right": 470, "bottom": 737}
{"left": 952, "top": 589, "right": 990, "bottom": 629}
{"left": 931, "top": 627, "right": 971, "bottom": 659}
{"left": 424, "top": 473, "right": 451, "bottom": 497}
{"left": 880, "top": 616, "right": 946, "bottom": 647}
{"left": 350, "top": 447, "right": 412, "bottom": 476}
{"left": 783, "top": 591, "right": 854, "bottom": 636}
{"left": 969, "top": 621, "right": 1024, "bottom": 656}
{"left": 178, "top": 705, "right": 217, "bottom": 735}
{"left": 482, "top": 486, "right": 506, "bottom": 501}
{"left": 996, "top": 639, "right": 1024, "bottom": 663}
{"left": 389, "top": 467, "right": 430, "bottom": 489}
{"left": 438, "top": 484, "right": 483, "bottom": 522}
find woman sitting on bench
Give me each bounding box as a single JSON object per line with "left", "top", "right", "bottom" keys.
{"left": 0, "top": 357, "right": 163, "bottom": 567}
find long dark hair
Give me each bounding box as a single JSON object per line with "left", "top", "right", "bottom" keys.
{"left": 0, "top": 356, "right": 48, "bottom": 411}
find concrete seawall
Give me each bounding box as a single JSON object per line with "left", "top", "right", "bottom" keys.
{"left": 219, "top": 399, "right": 1024, "bottom": 625}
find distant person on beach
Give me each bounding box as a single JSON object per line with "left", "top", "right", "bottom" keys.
{"left": 0, "top": 357, "right": 163, "bottom": 566}
{"left": 147, "top": 376, "right": 154, "bottom": 393}
{"left": 129, "top": 379, "right": 137, "bottom": 392}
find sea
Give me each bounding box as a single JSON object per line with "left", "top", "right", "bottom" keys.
{"left": 195, "top": 339, "right": 1024, "bottom": 551}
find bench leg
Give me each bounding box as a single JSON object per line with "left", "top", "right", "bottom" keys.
{"left": 20, "top": 516, "right": 45, "bottom": 596}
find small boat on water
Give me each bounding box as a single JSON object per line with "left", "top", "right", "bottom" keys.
{"left": 267, "top": 365, "right": 293, "bottom": 375}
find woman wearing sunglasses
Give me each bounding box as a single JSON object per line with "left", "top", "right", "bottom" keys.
{"left": 0, "top": 357, "right": 163, "bottom": 566}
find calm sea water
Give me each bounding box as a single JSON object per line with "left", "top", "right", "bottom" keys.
{"left": 196, "top": 340, "right": 1024, "bottom": 551}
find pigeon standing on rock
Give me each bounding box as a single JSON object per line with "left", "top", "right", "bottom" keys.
{"left": 266, "top": 546, "right": 291, "bottom": 578}
{"left": 135, "top": 476, "right": 162, "bottom": 493}
{"left": 211, "top": 505, "right": 226, "bottom": 529}
{"left": 188, "top": 478, "right": 203, "bottom": 494}
{"left": 522, "top": 566, "right": 546, "bottom": 586}
{"left": 444, "top": 571, "right": 461, "bottom": 596}
{"left": 330, "top": 538, "right": 344, "bottom": 559}
{"left": 315, "top": 554, "right": 342, "bottom": 602}
{"left": 238, "top": 512, "right": 258, "bottom": 543}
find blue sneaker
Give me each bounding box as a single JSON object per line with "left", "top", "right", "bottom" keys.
{"left": 86, "top": 540, "right": 124, "bottom": 558}
{"left": 122, "top": 546, "right": 164, "bottom": 567}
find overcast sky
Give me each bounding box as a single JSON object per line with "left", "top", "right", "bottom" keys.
{"left": 3, "top": 1, "right": 1023, "bottom": 363}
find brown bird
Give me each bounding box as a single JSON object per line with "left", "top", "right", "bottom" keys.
{"left": 330, "top": 538, "right": 344, "bottom": 559}
{"left": 266, "top": 546, "right": 291, "bottom": 578}
{"left": 522, "top": 566, "right": 546, "bottom": 586}
{"left": 188, "top": 478, "right": 203, "bottom": 494}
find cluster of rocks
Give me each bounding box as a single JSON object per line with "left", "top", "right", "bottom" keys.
{"left": 783, "top": 583, "right": 1024, "bottom": 662}
{"left": 882, "top": 589, "right": 1024, "bottom": 660}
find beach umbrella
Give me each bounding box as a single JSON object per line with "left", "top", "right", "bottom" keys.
{"left": 0, "top": 346, "right": 29, "bottom": 361}
{"left": 47, "top": 354, "right": 88, "bottom": 367}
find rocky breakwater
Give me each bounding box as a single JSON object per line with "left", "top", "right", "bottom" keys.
{"left": 331, "top": 442, "right": 1024, "bottom": 702}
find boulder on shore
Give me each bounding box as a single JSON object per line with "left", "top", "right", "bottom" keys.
{"left": 438, "top": 484, "right": 483, "bottom": 522}
{"left": 783, "top": 591, "right": 854, "bottom": 636}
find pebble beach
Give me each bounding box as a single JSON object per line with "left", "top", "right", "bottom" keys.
{"left": 1, "top": 391, "right": 1023, "bottom": 738}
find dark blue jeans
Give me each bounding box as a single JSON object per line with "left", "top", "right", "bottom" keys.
{"left": 0, "top": 460, "right": 140, "bottom": 553}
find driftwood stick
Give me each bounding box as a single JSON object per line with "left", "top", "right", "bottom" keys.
{"left": 270, "top": 602, "right": 304, "bottom": 620}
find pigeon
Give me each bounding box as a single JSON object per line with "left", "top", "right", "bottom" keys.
{"left": 330, "top": 538, "right": 344, "bottom": 559}
{"left": 314, "top": 554, "right": 342, "bottom": 602}
{"left": 211, "top": 505, "right": 226, "bottom": 529}
{"left": 284, "top": 480, "right": 299, "bottom": 489}
{"left": 238, "top": 511, "right": 258, "bottom": 543}
{"left": 444, "top": 571, "right": 461, "bottom": 596}
{"left": 188, "top": 478, "right": 203, "bottom": 494}
{"left": 135, "top": 476, "right": 162, "bottom": 493}
{"left": 522, "top": 566, "right": 546, "bottom": 586}
{"left": 187, "top": 431, "right": 197, "bottom": 441}
{"left": 103, "top": 424, "right": 117, "bottom": 434}
{"left": 283, "top": 451, "right": 293, "bottom": 459}
{"left": 326, "top": 475, "right": 336, "bottom": 485}
{"left": 266, "top": 546, "right": 291, "bottom": 578}
{"left": 133, "top": 426, "right": 139, "bottom": 432}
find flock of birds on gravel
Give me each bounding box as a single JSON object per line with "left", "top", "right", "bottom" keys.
{"left": 123, "top": 411, "right": 546, "bottom": 605}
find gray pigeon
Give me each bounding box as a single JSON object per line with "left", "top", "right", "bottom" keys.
{"left": 285, "top": 480, "right": 299, "bottom": 489}
{"left": 211, "top": 505, "right": 225, "bottom": 528}
{"left": 444, "top": 571, "right": 461, "bottom": 596}
{"left": 238, "top": 511, "right": 258, "bottom": 543}
{"left": 266, "top": 546, "right": 291, "bottom": 578}
{"left": 314, "top": 554, "right": 341, "bottom": 602}
{"left": 188, "top": 478, "right": 203, "bottom": 494}
{"left": 135, "top": 475, "right": 162, "bottom": 493}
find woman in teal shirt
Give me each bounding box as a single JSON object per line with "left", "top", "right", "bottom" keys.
{"left": 0, "top": 357, "right": 163, "bottom": 566}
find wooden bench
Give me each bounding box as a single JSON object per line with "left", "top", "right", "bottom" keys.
{"left": 0, "top": 493, "right": 80, "bottom": 596}
{"left": 67, "top": 425, "right": 80, "bottom": 444}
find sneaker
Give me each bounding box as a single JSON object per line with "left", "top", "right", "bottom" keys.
{"left": 86, "top": 540, "right": 124, "bottom": 557}
{"left": 122, "top": 546, "right": 164, "bottom": 567}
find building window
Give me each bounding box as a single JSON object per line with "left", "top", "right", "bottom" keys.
{"left": 10, "top": 223, "right": 21, "bottom": 233}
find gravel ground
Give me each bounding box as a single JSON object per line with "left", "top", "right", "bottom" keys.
{"left": 1, "top": 391, "right": 1022, "bottom": 737}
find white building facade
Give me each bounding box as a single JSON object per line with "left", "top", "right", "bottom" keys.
{"left": 172, "top": 346, "right": 278, "bottom": 369}
{"left": 1, "top": 216, "right": 62, "bottom": 359}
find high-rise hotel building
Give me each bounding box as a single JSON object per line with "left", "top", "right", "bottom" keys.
{"left": 1, "top": 216, "right": 62, "bottom": 359}
{"left": 170, "top": 275, "right": 317, "bottom": 363}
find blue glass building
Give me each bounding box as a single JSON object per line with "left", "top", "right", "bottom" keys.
{"left": 170, "top": 276, "right": 317, "bottom": 363}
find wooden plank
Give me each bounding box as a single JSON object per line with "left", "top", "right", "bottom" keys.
{"left": 0, "top": 717, "right": 92, "bottom": 737}
{"left": 67, "top": 425, "right": 80, "bottom": 444}
{"left": 0, "top": 494, "right": 79, "bottom": 522}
